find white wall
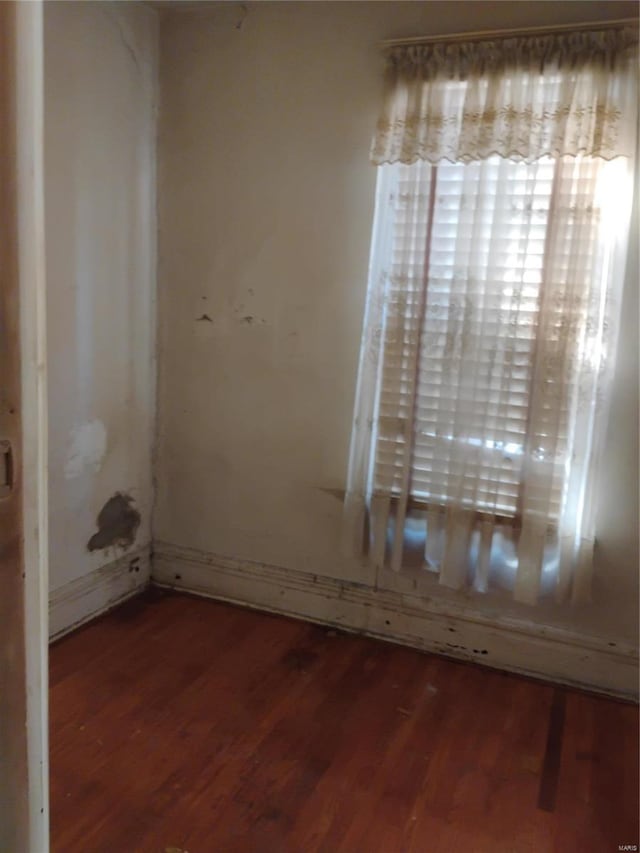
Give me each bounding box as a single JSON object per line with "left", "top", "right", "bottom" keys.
{"left": 156, "top": 1, "right": 638, "bottom": 691}
{"left": 45, "top": 1, "right": 157, "bottom": 636}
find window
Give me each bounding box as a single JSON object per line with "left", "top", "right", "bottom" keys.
{"left": 343, "top": 26, "right": 638, "bottom": 605}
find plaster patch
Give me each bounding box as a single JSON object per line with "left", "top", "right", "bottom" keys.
{"left": 64, "top": 420, "right": 107, "bottom": 480}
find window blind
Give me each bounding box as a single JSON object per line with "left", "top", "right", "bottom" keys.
{"left": 371, "top": 154, "right": 604, "bottom": 524}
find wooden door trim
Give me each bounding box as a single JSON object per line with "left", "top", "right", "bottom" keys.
{"left": 0, "top": 2, "right": 29, "bottom": 848}
{"left": 0, "top": 2, "right": 49, "bottom": 849}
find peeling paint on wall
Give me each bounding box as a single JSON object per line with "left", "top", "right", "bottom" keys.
{"left": 64, "top": 420, "right": 107, "bottom": 480}
{"left": 87, "top": 492, "right": 141, "bottom": 552}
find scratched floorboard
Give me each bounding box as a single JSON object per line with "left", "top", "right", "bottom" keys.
{"left": 49, "top": 590, "right": 639, "bottom": 853}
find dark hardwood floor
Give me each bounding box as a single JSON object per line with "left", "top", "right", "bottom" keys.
{"left": 49, "top": 590, "right": 639, "bottom": 853}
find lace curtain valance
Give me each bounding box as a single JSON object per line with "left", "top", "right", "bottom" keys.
{"left": 371, "top": 27, "right": 638, "bottom": 165}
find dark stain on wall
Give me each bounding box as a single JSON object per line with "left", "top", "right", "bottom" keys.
{"left": 87, "top": 492, "right": 141, "bottom": 552}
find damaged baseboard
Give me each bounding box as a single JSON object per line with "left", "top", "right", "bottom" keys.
{"left": 153, "top": 541, "right": 638, "bottom": 701}
{"left": 49, "top": 544, "right": 151, "bottom": 641}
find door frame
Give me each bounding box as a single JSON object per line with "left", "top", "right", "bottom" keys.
{"left": 17, "top": 1, "right": 49, "bottom": 848}
{"left": 0, "top": 1, "right": 49, "bottom": 849}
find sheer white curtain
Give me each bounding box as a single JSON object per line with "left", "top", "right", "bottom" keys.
{"left": 344, "top": 26, "right": 637, "bottom": 604}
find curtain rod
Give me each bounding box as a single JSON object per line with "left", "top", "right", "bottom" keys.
{"left": 381, "top": 17, "right": 638, "bottom": 49}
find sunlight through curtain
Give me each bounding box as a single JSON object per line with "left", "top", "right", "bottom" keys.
{"left": 344, "top": 26, "right": 638, "bottom": 604}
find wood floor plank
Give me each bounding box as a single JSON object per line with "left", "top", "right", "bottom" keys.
{"left": 552, "top": 690, "right": 639, "bottom": 853}
{"left": 538, "top": 688, "right": 566, "bottom": 812}
{"left": 291, "top": 647, "right": 436, "bottom": 852}
{"left": 49, "top": 591, "right": 639, "bottom": 853}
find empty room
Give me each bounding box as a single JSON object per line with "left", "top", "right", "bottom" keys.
{"left": 1, "top": 1, "right": 638, "bottom": 851}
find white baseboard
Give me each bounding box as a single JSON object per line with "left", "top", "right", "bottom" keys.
{"left": 49, "top": 544, "right": 151, "bottom": 641}
{"left": 153, "top": 541, "right": 638, "bottom": 701}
